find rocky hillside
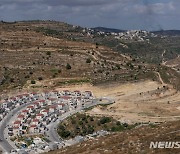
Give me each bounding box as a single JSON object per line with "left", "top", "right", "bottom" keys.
{"left": 0, "top": 20, "right": 179, "bottom": 94}
{"left": 0, "top": 21, "right": 180, "bottom": 154}
{"left": 0, "top": 21, "right": 160, "bottom": 94}
{"left": 47, "top": 120, "right": 180, "bottom": 154}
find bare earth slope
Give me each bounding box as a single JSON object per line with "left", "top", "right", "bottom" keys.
{"left": 47, "top": 120, "right": 180, "bottom": 154}
{"left": 0, "top": 21, "right": 164, "bottom": 96}
{"left": 55, "top": 80, "right": 180, "bottom": 124}
{"left": 0, "top": 21, "right": 128, "bottom": 93}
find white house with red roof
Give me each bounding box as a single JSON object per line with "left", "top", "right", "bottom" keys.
{"left": 49, "top": 105, "right": 56, "bottom": 113}
{"left": 57, "top": 103, "right": 65, "bottom": 110}
{"left": 33, "top": 101, "right": 40, "bottom": 109}
{"left": 16, "top": 95, "right": 23, "bottom": 100}
{"left": 60, "top": 96, "right": 72, "bottom": 103}
{"left": 29, "top": 125, "right": 38, "bottom": 133}
{"left": 47, "top": 98, "right": 57, "bottom": 105}
{"left": 52, "top": 90, "right": 58, "bottom": 94}
{"left": 32, "top": 119, "right": 39, "bottom": 125}
{"left": 51, "top": 90, "right": 59, "bottom": 96}
{"left": 9, "top": 97, "right": 17, "bottom": 103}
{"left": 23, "top": 93, "right": 29, "bottom": 98}
{"left": 40, "top": 109, "right": 49, "bottom": 116}
{"left": 30, "top": 92, "right": 37, "bottom": 97}
{"left": 17, "top": 114, "right": 25, "bottom": 121}
{"left": 38, "top": 100, "right": 46, "bottom": 106}
{"left": 27, "top": 105, "right": 34, "bottom": 112}
{"left": 62, "top": 90, "right": 70, "bottom": 95}
{"left": 42, "top": 119, "right": 50, "bottom": 125}
{"left": 36, "top": 113, "right": 44, "bottom": 120}
{"left": 73, "top": 90, "right": 81, "bottom": 96}
{"left": 13, "top": 121, "right": 21, "bottom": 127}
{"left": 21, "top": 109, "right": 29, "bottom": 116}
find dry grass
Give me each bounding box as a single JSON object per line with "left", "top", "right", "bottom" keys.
{"left": 47, "top": 120, "right": 180, "bottom": 154}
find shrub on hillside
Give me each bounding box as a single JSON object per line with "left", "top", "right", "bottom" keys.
{"left": 66, "top": 63, "right": 72, "bottom": 70}
{"left": 31, "top": 80, "right": 36, "bottom": 84}
{"left": 86, "top": 58, "right": 91, "bottom": 63}
{"left": 100, "top": 117, "right": 111, "bottom": 124}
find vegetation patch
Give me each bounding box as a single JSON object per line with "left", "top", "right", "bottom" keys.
{"left": 57, "top": 113, "right": 138, "bottom": 139}
{"left": 58, "top": 78, "right": 91, "bottom": 85}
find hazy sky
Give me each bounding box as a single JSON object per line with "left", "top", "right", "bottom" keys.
{"left": 0, "top": 0, "right": 179, "bottom": 30}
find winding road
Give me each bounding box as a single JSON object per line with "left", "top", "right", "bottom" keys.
{"left": 0, "top": 101, "right": 35, "bottom": 153}
{"left": 46, "top": 97, "right": 114, "bottom": 143}
{"left": 0, "top": 97, "right": 114, "bottom": 153}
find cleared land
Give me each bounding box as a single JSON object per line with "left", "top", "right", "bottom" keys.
{"left": 56, "top": 80, "right": 180, "bottom": 124}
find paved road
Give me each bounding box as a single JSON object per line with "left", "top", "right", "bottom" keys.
{"left": 0, "top": 101, "right": 38, "bottom": 153}
{"left": 46, "top": 97, "right": 114, "bottom": 143}
{"left": 0, "top": 97, "right": 114, "bottom": 153}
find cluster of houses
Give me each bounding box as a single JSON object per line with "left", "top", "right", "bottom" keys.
{"left": 0, "top": 93, "right": 38, "bottom": 122}
{"left": 81, "top": 28, "right": 157, "bottom": 42}
{"left": 3, "top": 90, "right": 93, "bottom": 138}
{"left": 114, "top": 30, "right": 156, "bottom": 42}
{"left": 10, "top": 130, "right": 109, "bottom": 153}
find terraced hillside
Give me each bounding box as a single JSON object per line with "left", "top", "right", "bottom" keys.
{"left": 0, "top": 21, "right": 166, "bottom": 95}
{"left": 33, "top": 22, "right": 180, "bottom": 64}
{"left": 0, "top": 21, "right": 180, "bottom": 154}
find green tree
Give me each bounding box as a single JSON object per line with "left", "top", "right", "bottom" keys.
{"left": 86, "top": 58, "right": 91, "bottom": 63}
{"left": 100, "top": 117, "right": 111, "bottom": 124}
{"left": 31, "top": 80, "right": 36, "bottom": 84}
{"left": 66, "top": 63, "right": 72, "bottom": 70}
{"left": 46, "top": 51, "right": 51, "bottom": 56}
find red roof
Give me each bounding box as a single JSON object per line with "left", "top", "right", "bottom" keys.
{"left": 27, "top": 106, "right": 34, "bottom": 109}
{"left": 85, "top": 91, "right": 92, "bottom": 93}
{"left": 31, "top": 92, "right": 37, "bottom": 95}
{"left": 33, "top": 119, "right": 39, "bottom": 122}
{"left": 14, "top": 121, "right": 21, "bottom": 124}
{"left": 39, "top": 100, "right": 45, "bottom": 103}
{"left": 23, "top": 94, "right": 29, "bottom": 97}
{"left": 77, "top": 97, "right": 81, "bottom": 100}
{"left": 33, "top": 101, "right": 39, "bottom": 105}
{"left": 10, "top": 97, "right": 16, "bottom": 100}
{"left": 49, "top": 105, "right": 57, "bottom": 109}
{"left": 17, "top": 95, "right": 23, "bottom": 98}
{"left": 74, "top": 90, "right": 80, "bottom": 93}
{"left": 63, "top": 90, "right": 69, "bottom": 92}
{"left": 36, "top": 113, "right": 43, "bottom": 117}
{"left": 52, "top": 90, "right": 58, "bottom": 93}
{"left": 58, "top": 103, "right": 65, "bottom": 106}
{"left": 43, "top": 91, "right": 49, "bottom": 94}
{"left": 13, "top": 126, "right": 19, "bottom": 129}
{"left": 18, "top": 114, "right": 24, "bottom": 118}
{"left": 49, "top": 98, "right": 57, "bottom": 101}
{"left": 22, "top": 109, "right": 29, "bottom": 113}
{"left": 42, "top": 109, "right": 49, "bottom": 113}
{"left": 61, "top": 96, "right": 71, "bottom": 100}
{"left": 30, "top": 125, "right": 37, "bottom": 128}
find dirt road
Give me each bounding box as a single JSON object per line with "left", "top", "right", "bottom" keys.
{"left": 55, "top": 80, "right": 180, "bottom": 124}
